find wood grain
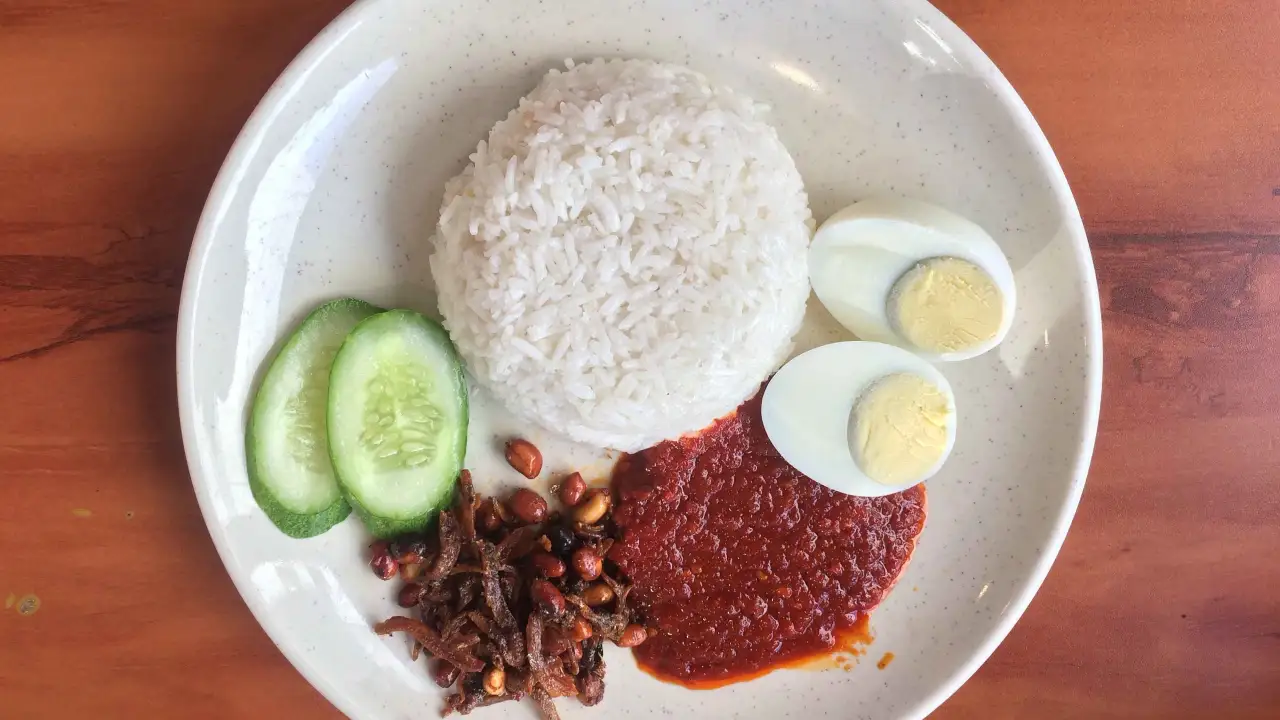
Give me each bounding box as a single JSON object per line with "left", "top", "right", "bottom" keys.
{"left": 931, "top": 0, "right": 1280, "bottom": 236}
{"left": 0, "top": 1, "right": 1277, "bottom": 718}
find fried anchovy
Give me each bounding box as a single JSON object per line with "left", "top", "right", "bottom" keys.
{"left": 373, "top": 616, "right": 484, "bottom": 673}
{"left": 423, "top": 510, "right": 462, "bottom": 580}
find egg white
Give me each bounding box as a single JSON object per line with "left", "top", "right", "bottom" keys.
{"left": 808, "top": 197, "right": 1017, "bottom": 362}
{"left": 761, "top": 341, "right": 957, "bottom": 498}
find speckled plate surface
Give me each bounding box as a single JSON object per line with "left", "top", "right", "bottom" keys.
{"left": 176, "top": 0, "right": 1102, "bottom": 718}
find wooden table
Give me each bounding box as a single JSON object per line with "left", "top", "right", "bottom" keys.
{"left": 1, "top": 1, "right": 1276, "bottom": 717}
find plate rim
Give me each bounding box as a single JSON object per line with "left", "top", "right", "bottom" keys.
{"left": 177, "top": 3, "right": 389, "bottom": 718}
{"left": 175, "top": 1, "right": 1104, "bottom": 717}
{"left": 887, "top": 5, "right": 1102, "bottom": 717}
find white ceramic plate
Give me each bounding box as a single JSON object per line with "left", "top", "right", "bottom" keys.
{"left": 177, "top": 0, "right": 1102, "bottom": 718}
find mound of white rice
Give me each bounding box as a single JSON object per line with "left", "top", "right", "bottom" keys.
{"left": 431, "top": 58, "right": 812, "bottom": 451}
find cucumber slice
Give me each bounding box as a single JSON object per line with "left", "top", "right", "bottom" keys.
{"left": 327, "top": 310, "right": 468, "bottom": 538}
{"left": 247, "top": 298, "right": 382, "bottom": 538}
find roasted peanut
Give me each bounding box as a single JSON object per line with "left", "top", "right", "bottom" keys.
{"left": 529, "top": 551, "right": 567, "bottom": 578}
{"left": 571, "top": 547, "right": 603, "bottom": 581}
{"left": 572, "top": 489, "right": 611, "bottom": 525}
{"left": 476, "top": 500, "right": 504, "bottom": 533}
{"left": 399, "top": 561, "right": 422, "bottom": 581}
{"left": 616, "top": 624, "right": 648, "bottom": 648}
{"left": 370, "top": 541, "right": 398, "bottom": 581}
{"left": 483, "top": 665, "right": 505, "bottom": 696}
{"left": 570, "top": 615, "right": 593, "bottom": 642}
{"left": 558, "top": 472, "right": 587, "bottom": 506}
{"left": 531, "top": 578, "right": 566, "bottom": 614}
{"left": 582, "top": 582, "right": 615, "bottom": 607}
{"left": 508, "top": 488, "right": 548, "bottom": 524}
{"left": 504, "top": 438, "right": 543, "bottom": 479}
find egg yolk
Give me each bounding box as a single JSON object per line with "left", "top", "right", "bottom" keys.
{"left": 889, "top": 256, "right": 1003, "bottom": 354}
{"left": 850, "top": 373, "right": 951, "bottom": 486}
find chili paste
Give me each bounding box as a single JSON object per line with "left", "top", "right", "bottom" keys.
{"left": 609, "top": 389, "right": 926, "bottom": 687}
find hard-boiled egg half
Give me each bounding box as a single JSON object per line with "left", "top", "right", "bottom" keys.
{"left": 809, "top": 197, "right": 1016, "bottom": 362}
{"left": 761, "top": 342, "right": 957, "bottom": 497}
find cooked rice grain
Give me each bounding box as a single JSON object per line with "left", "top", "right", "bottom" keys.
{"left": 431, "top": 58, "right": 812, "bottom": 451}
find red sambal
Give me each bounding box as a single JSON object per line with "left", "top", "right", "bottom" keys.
{"left": 609, "top": 389, "right": 926, "bottom": 687}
